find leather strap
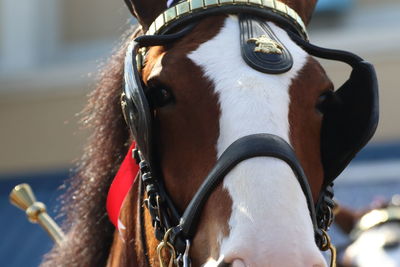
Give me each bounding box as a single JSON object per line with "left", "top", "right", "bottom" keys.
{"left": 288, "top": 31, "right": 379, "bottom": 186}
{"left": 171, "top": 134, "right": 320, "bottom": 252}
{"left": 287, "top": 31, "right": 363, "bottom": 67}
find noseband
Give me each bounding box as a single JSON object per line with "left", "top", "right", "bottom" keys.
{"left": 119, "top": 0, "right": 379, "bottom": 266}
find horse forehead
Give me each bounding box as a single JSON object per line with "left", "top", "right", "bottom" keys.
{"left": 188, "top": 16, "right": 309, "bottom": 90}
{"left": 188, "top": 16, "right": 309, "bottom": 142}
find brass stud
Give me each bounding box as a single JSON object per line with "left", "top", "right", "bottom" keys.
{"left": 164, "top": 7, "right": 177, "bottom": 24}
{"left": 262, "top": 0, "right": 275, "bottom": 9}
{"left": 298, "top": 18, "right": 306, "bottom": 31}
{"left": 275, "top": 1, "right": 287, "bottom": 14}
{"left": 176, "top": 1, "right": 191, "bottom": 16}
{"left": 219, "top": 0, "right": 234, "bottom": 4}
{"left": 287, "top": 7, "right": 297, "bottom": 21}
{"left": 154, "top": 13, "right": 165, "bottom": 32}
{"left": 295, "top": 14, "right": 305, "bottom": 30}
{"left": 204, "top": 0, "right": 219, "bottom": 6}
{"left": 148, "top": 23, "right": 156, "bottom": 35}
{"left": 249, "top": 0, "right": 262, "bottom": 5}
{"left": 190, "top": 0, "right": 204, "bottom": 10}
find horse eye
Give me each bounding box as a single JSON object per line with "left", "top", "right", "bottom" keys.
{"left": 146, "top": 85, "right": 174, "bottom": 108}
{"left": 316, "top": 91, "right": 335, "bottom": 114}
{"left": 159, "top": 88, "right": 171, "bottom": 100}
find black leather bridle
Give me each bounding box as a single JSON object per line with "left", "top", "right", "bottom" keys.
{"left": 122, "top": 0, "right": 379, "bottom": 266}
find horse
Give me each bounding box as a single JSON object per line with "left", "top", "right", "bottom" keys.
{"left": 40, "top": 0, "right": 379, "bottom": 266}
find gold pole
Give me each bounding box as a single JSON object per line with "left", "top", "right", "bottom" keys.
{"left": 9, "top": 183, "right": 65, "bottom": 246}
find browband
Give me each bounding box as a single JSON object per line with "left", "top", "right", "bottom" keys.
{"left": 146, "top": 0, "right": 307, "bottom": 39}
{"left": 134, "top": 0, "right": 309, "bottom": 74}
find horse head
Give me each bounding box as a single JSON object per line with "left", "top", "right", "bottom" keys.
{"left": 108, "top": 0, "right": 379, "bottom": 266}
{"left": 40, "top": 1, "right": 379, "bottom": 267}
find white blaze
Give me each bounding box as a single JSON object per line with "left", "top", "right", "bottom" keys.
{"left": 188, "top": 16, "right": 326, "bottom": 266}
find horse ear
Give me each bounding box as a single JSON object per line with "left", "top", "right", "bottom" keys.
{"left": 124, "top": 0, "right": 167, "bottom": 30}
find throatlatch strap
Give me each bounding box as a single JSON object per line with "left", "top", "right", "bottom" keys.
{"left": 106, "top": 142, "right": 139, "bottom": 228}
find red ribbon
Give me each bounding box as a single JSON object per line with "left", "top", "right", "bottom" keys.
{"left": 106, "top": 142, "right": 139, "bottom": 228}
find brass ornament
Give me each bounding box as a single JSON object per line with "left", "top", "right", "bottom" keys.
{"left": 157, "top": 228, "right": 177, "bottom": 267}
{"left": 247, "top": 35, "right": 284, "bottom": 54}
{"left": 9, "top": 183, "right": 65, "bottom": 246}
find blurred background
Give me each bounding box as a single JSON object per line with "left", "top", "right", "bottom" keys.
{"left": 0, "top": 0, "right": 399, "bottom": 266}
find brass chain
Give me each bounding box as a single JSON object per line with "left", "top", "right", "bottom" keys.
{"left": 321, "top": 229, "right": 337, "bottom": 267}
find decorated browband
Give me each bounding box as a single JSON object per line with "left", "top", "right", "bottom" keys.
{"left": 134, "top": 0, "right": 308, "bottom": 73}
{"left": 146, "top": 0, "right": 307, "bottom": 38}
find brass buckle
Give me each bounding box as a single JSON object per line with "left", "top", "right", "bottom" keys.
{"left": 157, "top": 228, "right": 177, "bottom": 267}
{"left": 321, "top": 230, "right": 337, "bottom": 267}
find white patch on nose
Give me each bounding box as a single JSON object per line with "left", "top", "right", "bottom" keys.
{"left": 188, "top": 17, "right": 326, "bottom": 266}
